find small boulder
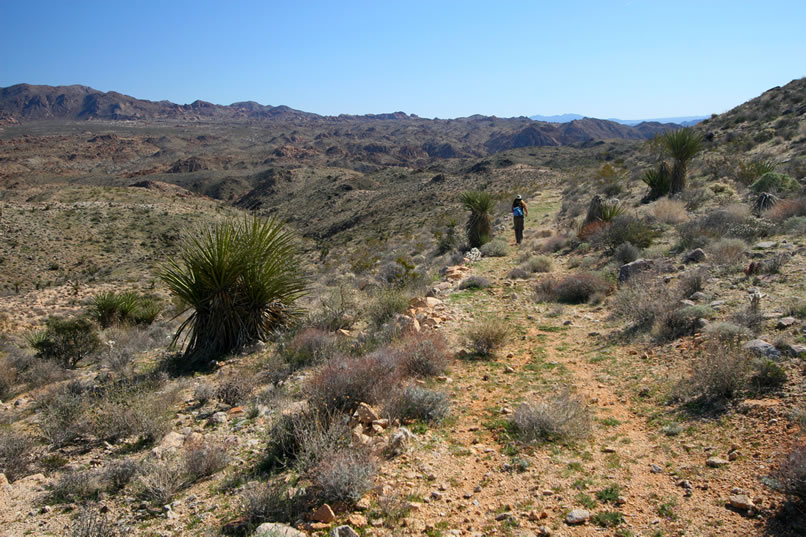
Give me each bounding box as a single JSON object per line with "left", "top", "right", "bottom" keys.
{"left": 786, "top": 344, "right": 806, "bottom": 357}
{"left": 331, "top": 526, "right": 360, "bottom": 537}
{"left": 255, "top": 523, "right": 307, "bottom": 537}
{"left": 777, "top": 317, "right": 797, "bottom": 330}
{"left": 743, "top": 339, "right": 781, "bottom": 359}
{"left": 312, "top": 504, "right": 336, "bottom": 523}
{"left": 729, "top": 494, "right": 755, "bottom": 511}
{"left": 618, "top": 258, "right": 653, "bottom": 283}
{"left": 209, "top": 412, "right": 228, "bottom": 426}
{"left": 355, "top": 403, "right": 380, "bottom": 424}
{"left": 754, "top": 241, "right": 777, "bottom": 250}
{"left": 683, "top": 248, "right": 707, "bottom": 263}
{"left": 706, "top": 457, "right": 730, "bottom": 468}
{"left": 565, "top": 509, "right": 590, "bottom": 525}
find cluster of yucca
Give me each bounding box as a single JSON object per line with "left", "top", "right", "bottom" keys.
{"left": 160, "top": 217, "right": 307, "bottom": 367}
{"left": 642, "top": 128, "right": 703, "bottom": 199}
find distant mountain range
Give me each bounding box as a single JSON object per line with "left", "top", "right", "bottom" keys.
{"left": 529, "top": 113, "right": 707, "bottom": 127}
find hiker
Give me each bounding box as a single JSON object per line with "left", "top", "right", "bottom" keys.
{"left": 512, "top": 195, "right": 528, "bottom": 245}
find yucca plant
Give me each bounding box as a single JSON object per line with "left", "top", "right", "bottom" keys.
{"left": 599, "top": 200, "right": 626, "bottom": 222}
{"left": 663, "top": 128, "right": 703, "bottom": 195}
{"left": 641, "top": 162, "right": 671, "bottom": 200}
{"left": 92, "top": 291, "right": 139, "bottom": 328}
{"left": 159, "top": 217, "right": 307, "bottom": 367}
{"left": 460, "top": 191, "right": 494, "bottom": 248}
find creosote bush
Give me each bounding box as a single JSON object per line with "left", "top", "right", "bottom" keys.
{"left": 708, "top": 238, "right": 747, "bottom": 266}
{"left": 589, "top": 215, "right": 659, "bottom": 250}
{"left": 465, "top": 319, "right": 509, "bottom": 357}
{"left": 613, "top": 242, "right": 640, "bottom": 264}
{"left": 522, "top": 255, "right": 553, "bottom": 273}
{"left": 160, "top": 217, "right": 307, "bottom": 368}
{"left": 536, "top": 272, "right": 612, "bottom": 304}
{"left": 513, "top": 391, "right": 591, "bottom": 443}
{"left": 31, "top": 316, "right": 102, "bottom": 369}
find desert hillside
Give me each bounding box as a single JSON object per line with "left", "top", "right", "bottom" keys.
{"left": 0, "top": 78, "right": 804, "bottom": 537}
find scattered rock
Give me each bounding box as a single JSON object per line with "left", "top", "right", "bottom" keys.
{"left": 495, "top": 511, "right": 514, "bottom": 521}
{"left": 689, "top": 291, "right": 707, "bottom": 301}
{"left": 152, "top": 431, "right": 185, "bottom": 456}
{"left": 255, "top": 523, "right": 307, "bottom": 537}
{"left": 331, "top": 526, "right": 360, "bottom": 537}
{"left": 209, "top": 412, "right": 228, "bottom": 426}
{"left": 537, "top": 525, "right": 552, "bottom": 536}
{"left": 394, "top": 314, "right": 420, "bottom": 334}
{"left": 777, "top": 317, "right": 797, "bottom": 330}
{"left": 706, "top": 457, "right": 730, "bottom": 468}
{"left": 345, "top": 514, "right": 366, "bottom": 527}
{"left": 786, "top": 344, "right": 806, "bottom": 357}
{"left": 754, "top": 241, "right": 777, "bottom": 250}
{"left": 683, "top": 248, "right": 707, "bottom": 263}
{"left": 650, "top": 464, "right": 663, "bottom": 474}
{"left": 565, "top": 509, "right": 590, "bottom": 525}
{"left": 601, "top": 446, "right": 617, "bottom": 453}
{"left": 355, "top": 403, "right": 380, "bottom": 424}
{"left": 743, "top": 339, "right": 781, "bottom": 359}
{"left": 312, "top": 503, "right": 336, "bottom": 523}
{"left": 729, "top": 494, "right": 755, "bottom": 511}
{"left": 355, "top": 497, "right": 371, "bottom": 511}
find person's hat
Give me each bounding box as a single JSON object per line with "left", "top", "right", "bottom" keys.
{"left": 515, "top": 195, "right": 522, "bottom": 200}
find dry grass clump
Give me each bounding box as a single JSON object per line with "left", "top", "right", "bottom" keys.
{"left": 507, "top": 267, "right": 532, "bottom": 280}
{"left": 536, "top": 272, "right": 613, "bottom": 304}
{"left": 398, "top": 332, "right": 449, "bottom": 378}
{"left": 766, "top": 197, "right": 806, "bottom": 222}
{"left": 540, "top": 234, "right": 571, "bottom": 253}
{"left": 307, "top": 286, "right": 360, "bottom": 331}
{"left": 679, "top": 203, "right": 772, "bottom": 248}
{"left": 479, "top": 237, "right": 509, "bottom": 257}
{"left": 385, "top": 385, "right": 450, "bottom": 424}
{"left": 465, "top": 318, "right": 509, "bottom": 357}
{"left": 612, "top": 273, "right": 675, "bottom": 332}
{"left": 1, "top": 341, "right": 66, "bottom": 393}
{"left": 308, "top": 446, "right": 377, "bottom": 505}
{"left": 521, "top": 255, "right": 553, "bottom": 273}
{"left": 708, "top": 238, "right": 747, "bottom": 265}
{"left": 71, "top": 506, "right": 119, "bottom": 537}
{"left": 367, "top": 289, "right": 410, "bottom": 328}
{"left": 184, "top": 440, "right": 230, "bottom": 481}
{"left": 513, "top": 391, "right": 591, "bottom": 443}
{"left": 0, "top": 429, "right": 35, "bottom": 482}
{"left": 137, "top": 457, "right": 186, "bottom": 505}
{"left": 37, "top": 385, "right": 90, "bottom": 447}
{"left": 652, "top": 198, "right": 689, "bottom": 225}
{"left": 307, "top": 351, "right": 402, "bottom": 414}
{"left": 48, "top": 469, "right": 103, "bottom": 504}
{"left": 678, "top": 340, "right": 751, "bottom": 404}
{"left": 703, "top": 322, "right": 752, "bottom": 342}
{"left": 215, "top": 371, "right": 255, "bottom": 406}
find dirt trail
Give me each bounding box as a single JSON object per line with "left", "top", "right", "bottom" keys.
{"left": 381, "top": 224, "right": 781, "bottom": 536}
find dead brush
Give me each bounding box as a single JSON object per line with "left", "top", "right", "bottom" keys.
{"left": 307, "top": 445, "right": 377, "bottom": 506}
{"left": 184, "top": 440, "right": 230, "bottom": 481}
{"left": 465, "top": 318, "right": 509, "bottom": 358}
{"left": 0, "top": 429, "right": 35, "bottom": 482}
{"left": 513, "top": 390, "right": 591, "bottom": 443}
{"left": 398, "top": 332, "right": 449, "bottom": 378}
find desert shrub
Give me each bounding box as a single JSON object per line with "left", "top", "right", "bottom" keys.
{"left": 31, "top": 316, "right": 101, "bottom": 369}
{"left": 459, "top": 275, "right": 491, "bottom": 289}
{"left": 677, "top": 267, "right": 709, "bottom": 297}
{"left": 87, "top": 379, "right": 178, "bottom": 444}
{"left": 92, "top": 291, "right": 161, "bottom": 328}
{"left": 307, "top": 351, "right": 402, "bottom": 414}
{"left": 2, "top": 342, "right": 66, "bottom": 391}
{"left": 184, "top": 441, "right": 229, "bottom": 481}
{"left": 760, "top": 252, "right": 791, "bottom": 274}
{"left": 651, "top": 198, "right": 688, "bottom": 225}
{"left": 750, "top": 172, "right": 799, "bottom": 194}
{"left": 512, "top": 391, "right": 591, "bottom": 443}
{"left": 71, "top": 506, "right": 119, "bottom": 537}
{"left": 774, "top": 444, "right": 806, "bottom": 502}
{"left": 0, "top": 429, "right": 35, "bottom": 482}
{"left": 308, "top": 446, "right": 377, "bottom": 505}
{"left": 102, "top": 458, "right": 140, "bottom": 493}
{"left": 137, "top": 457, "right": 186, "bottom": 505}
{"left": 38, "top": 386, "right": 89, "bottom": 447}
{"left": 159, "top": 217, "right": 307, "bottom": 368}
{"left": 703, "top": 322, "right": 751, "bottom": 342}
{"left": 612, "top": 273, "right": 676, "bottom": 332}
{"left": 479, "top": 237, "right": 508, "bottom": 257}
{"left": 766, "top": 197, "right": 806, "bottom": 222}
{"left": 216, "top": 372, "right": 254, "bottom": 406}
{"left": 737, "top": 158, "right": 777, "bottom": 185}
{"left": 655, "top": 305, "right": 713, "bottom": 341}
{"left": 281, "top": 328, "right": 339, "bottom": 369}
{"left": 385, "top": 385, "right": 450, "bottom": 423}
{"left": 779, "top": 216, "right": 806, "bottom": 235}
{"left": 613, "top": 242, "right": 640, "bottom": 264}
{"left": 589, "top": 215, "right": 660, "bottom": 250}
{"left": 308, "top": 286, "right": 359, "bottom": 331}
{"left": 708, "top": 238, "right": 747, "bottom": 265}
{"left": 367, "top": 289, "right": 409, "bottom": 328}
{"left": 193, "top": 381, "right": 216, "bottom": 405}
{"left": 465, "top": 319, "right": 509, "bottom": 357}
{"left": 752, "top": 359, "right": 787, "bottom": 390}
{"left": 398, "top": 332, "right": 449, "bottom": 378}
{"left": 577, "top": 219, "right": 608, "bottom": 241}
{"left": 680, "top": 340, "right": 750, "bottom": 403}
{"left": 242, "top": 481, "right": 305, "bottom": 526}
{"left": 507, "top": 267, "right": 532, "bottom": 279}
{"left": 541, "top": 234, "right": 570, "bottom": 253}
{"left": 460, "top": 191, "right": 494, "bottom": 248}
{"left": 591, "top": 511, "right": 625, "bottom": 528}
{"left": 522, "top": 255, "right": 553, "bottom": 273}
{"left": 536, "top": 273, "right": 612, "bottom": 304}
{"left": 262, "top": 410, "right": 351, "bottom": 474}
{"left": 48, "top": 469, "right": 102, "bottom": 504}
{"left": 679, "top": 204, "right": 772, "bottom": 247}
{"left": 0, "top": 357, "right": 16, "bottom": 401}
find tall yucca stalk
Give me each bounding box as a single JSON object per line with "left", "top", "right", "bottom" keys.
{"left": 663, "top": 128, "right": 702, "bottom": 195}
{"left": 460, "top": 191, "right": 494, "bottom": 248}
{"left": 160, "top": 217, "right": 307, "bottom": 367}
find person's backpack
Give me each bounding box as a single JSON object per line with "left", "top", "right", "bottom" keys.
{"left": 513, "top": 205, "right": 524, "bottom": 217}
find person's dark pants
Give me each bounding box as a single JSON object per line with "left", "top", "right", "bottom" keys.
{"left": 513, "top": 216, "right": 524, "bottom": 244}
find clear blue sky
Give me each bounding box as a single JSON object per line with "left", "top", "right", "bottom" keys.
{"left": 1, "top": 0, "right": 804, "bottom": 119}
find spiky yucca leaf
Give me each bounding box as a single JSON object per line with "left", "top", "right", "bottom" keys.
{"left": 599, "top": 200, "right": 626, "bottom": 222}
{"left": 460, "top": 191, "right": 494, "bottom": 248}
{"left": 641, "top": 162, "right": 671, "bottom": 200}
{"left": 159, "top": 217, "right": 307, "bottom": 366}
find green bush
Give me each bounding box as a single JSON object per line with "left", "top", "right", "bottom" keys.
{"left": 159, "top": 217, "right": 307, "bottom": 367}
{"left": 479, "top": 238, "right": 508, "bottom": 257}
{"left": 656, "top": 305, "right": 713, "bottom": 341}
{"left": 92, "top": 291, "right": 162, "bottom": 328}
{"left": 31, "top": 317, "right": 101, "bottom": 369}
{"left": 367, "top": 289, "right": 409, "bottom": 328}
{"left": 590, "top": 215, "right": 660, "bottom": 250}
{"left": 750, "top": 172, "right": 799, "bottom": 194}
